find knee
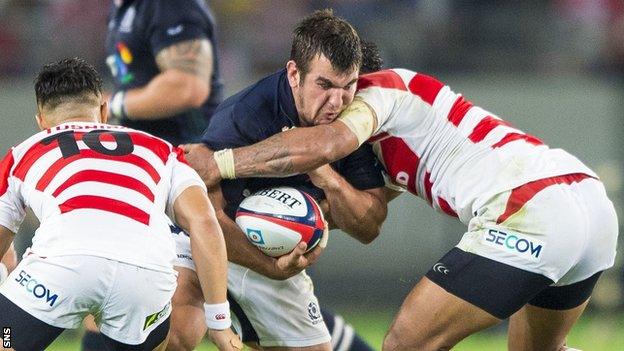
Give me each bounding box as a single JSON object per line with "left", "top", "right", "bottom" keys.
{"left": 383, "top": 328, "right": 453, "bottom": 351}
{"left": 165, "top": 327, "right": 203, "bottom": 351}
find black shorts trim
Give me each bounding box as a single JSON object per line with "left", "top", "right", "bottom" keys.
{"left": 426, "top": 248, "right": 554, "bottom": 319}
{"left": 0, "top": 293, "right": 65, "bottom": 350}
{"left": 101, "top": 316, "right": 170, "bottom": 351}
{"left": 529, "top": 271, "right": 602, "bottom": 310}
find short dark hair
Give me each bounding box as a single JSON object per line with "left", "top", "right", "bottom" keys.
{"left": 35, "top": 58, "right": 102, "bottom": 110}
{"left": 360, "top": 40, "right": 384, "bottom": 74}
{"left": 290, "top": 9, "right": 362, "bottom": 79}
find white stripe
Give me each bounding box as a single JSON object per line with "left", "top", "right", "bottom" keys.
{"left": 54, "top": 182, "right": 154, "bottom": 212}
{"left": 337, "top": 324, "right": 355, "bottom": 351}
{"left": 478, "top": 125, "right": 522, "bottom": 146}
{"left": 456, "top": 106, "right": 491, "bottom": 137}
{"left": 330, "top": 314, "right": 345, "bottom": 348}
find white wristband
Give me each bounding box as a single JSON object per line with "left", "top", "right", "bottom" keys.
{"left": 0, "top": 263, "right": 8, "bottom": 284}
{"left": 110, "top": 90, "right": 127, "bottom": 119}
{"left": 213, "top": 148, "right": 236, "bottom": 179}
{"left": 204, "top": 301, "right": 231, "bottom": 330}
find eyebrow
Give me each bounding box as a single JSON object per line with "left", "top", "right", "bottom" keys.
{"left": 316, "top": 76, "right": 358, "bottom": 89}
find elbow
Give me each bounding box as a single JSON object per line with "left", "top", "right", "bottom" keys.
{"left": 358, "top": 227, "right": 381, "bottom": 245}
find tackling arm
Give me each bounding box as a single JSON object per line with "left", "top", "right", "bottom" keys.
{"left": 0, "top": 225, "right": 15, "bottom": 283}
{"left": 112, "top": 39, "right": 213, "bottom": 120}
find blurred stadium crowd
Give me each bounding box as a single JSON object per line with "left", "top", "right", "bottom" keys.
{"left": 1, "top": 0, "right": 622, "bottom": 313}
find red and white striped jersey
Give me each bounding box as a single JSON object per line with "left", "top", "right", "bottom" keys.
{"left": 360, "top": 69, "right": 596, "bottom": 224}
{"left": 0, "top": 122, "right": 205, "bottom": 272}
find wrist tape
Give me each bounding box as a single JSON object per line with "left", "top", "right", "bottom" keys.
{"left": 204, "top": 301, "right": 231, "bottom": 330}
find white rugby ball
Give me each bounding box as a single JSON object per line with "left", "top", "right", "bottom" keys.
{"left": 235, "top": 187, "right": 326, "bottom": 257}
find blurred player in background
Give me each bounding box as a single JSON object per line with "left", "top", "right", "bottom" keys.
{"left": 184, "top": 10, "right": 387, "bottom": 351}
{"left": 0, "top": 58, "right": 239, "bottom": 350}
{"left": 87, "top": 0, "right": 225, "bottom": 350}
{"left": 186, "top": 62, "right": 619, "bottom": 350}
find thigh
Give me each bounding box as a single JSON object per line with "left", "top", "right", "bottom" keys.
{"left": 0, "top": 293, "right": 64, "bottom": 350}
{"left": 99, "top": 263, "right": 177, "bottom": 346}
{"left": 101, "top": 317, "right": 171, "bottom": 351}
{"left": 384, "top": 276, "right": 500, "bottom": 351}
{"left": 508, "top": 300, "right": 589, "bottom": 351}
{"left": 167, "top": 266, "right": 207, "bottom": 350}
{"left": 228, "top": 263, "right": 330, "bottom": 349}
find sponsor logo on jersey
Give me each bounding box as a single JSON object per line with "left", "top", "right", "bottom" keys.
{"left": 246, "top": 229, "right": 265, "bottom": 244}
{"left": 143, "top": 302, "right": 170, "bottom": 330}
{"left": 119, "top": 6, "right": 136, "bottom": 33}
{"left": 307, "top": 301, "right": 322, "bottom": 325}
{"left": 106, "top": 42, "right": 134, "bottom": 85}
{"left": 14, "top": 270, "right": 59, "bottom": 307}
{"left": 483, "top": 228, "right": 544, "bottom": 261}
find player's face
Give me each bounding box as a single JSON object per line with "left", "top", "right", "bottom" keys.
{"left": 288, "top": 54, "right": 359, "bottom": 126}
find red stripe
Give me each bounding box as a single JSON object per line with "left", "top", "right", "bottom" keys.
{"left": 447, "top": 96, "right": 473, "bottom": 126}
{"left": 0, "top": 149, "right": 14, "bottom": 196}
{"left": 468, "top": 116, "right": 512, "bottom": 143}
{"left": 51, "top": 170, "right": 154, "bottom": 202}
{"left": 59, "top": 195, "right": 150, "bottom": 225}
{"left": 378, "top": 137, "right": 419, "bottom": 195}
{"left": 36, "top": 149, "right": 161, "bottom": 192}
{"left": 173, "top": 146, "right": 188, "bottom": 164}
{"left": 238, "top": 212, "right": 315, "bottom": 243}
{"left": 302, "top": 192, "right": 324, "bottom": 230}
{"left": 357, "top": 70, "right": 407, "bottom": 91}
{"left": 492, "top": 133, "right": 543, "bottom": 148}
{"left": 13, "top": 139, "right": 59, "bottom": 180}
{"left": 423, "top": 172, "right": 433, "bottom": 205}
{"left": 129, "top": 132, "right": 171, "bottom": 164}
{"left": 496, "top": 173, "right": 594, "bottom": 224}
{"left": 437, "top": 197, "right": 458, "bottom": 218}
{"left": 367, "top": 132, "right": 390, "bottom": 143}
{"left": 408, "top": 73, "right": 444, "bottom": 105}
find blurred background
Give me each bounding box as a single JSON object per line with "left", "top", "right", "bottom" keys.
{"left": 1, "top": 0, "right": 623, "bottom": 349}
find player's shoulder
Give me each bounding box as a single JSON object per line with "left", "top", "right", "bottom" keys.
{"left": 215, "top": 70, "right": 284, "bottom": 120}
{"left": 357, "top": 68, "right": 418, "bottom": 91}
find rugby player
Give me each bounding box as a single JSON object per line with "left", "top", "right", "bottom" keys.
{"left": 101, "top": 0, "right": 225, "bottom": 350}
{"left": 0, "top": 58, "right": 240, "bottom": 350}
{"left": 186, "top": 66, "right": 618, "bottom": 350}
{"left": 184, "top": 10, "right": 388, "bottom": 351}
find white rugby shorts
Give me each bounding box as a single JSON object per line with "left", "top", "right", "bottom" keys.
{"left": 0, "top": 254, "right": 177, "bottom": 345}
{"left": 228, "top": 262, "right": 331, "bottom": 347}
{"left": 171, "top": 226, "right": 195, "bottom": 271}
{"left": 458, "top": 174, "right": 618, "bottom": 285}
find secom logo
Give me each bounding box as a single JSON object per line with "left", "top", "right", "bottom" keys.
{"left": 14, "top": 270, "right": 59, "bottom": 307}
{"left": 484, "top": 229, "right": 545, "bottom": 261}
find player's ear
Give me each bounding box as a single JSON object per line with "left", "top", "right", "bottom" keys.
{"left": 34, "top": 111, "right": 46, "bottom": 131}
{"left": 100, "top": 101, "right": 109, "bottom": 124}
{"left": 286, "top": 60, "right": 300, "bottom": 88}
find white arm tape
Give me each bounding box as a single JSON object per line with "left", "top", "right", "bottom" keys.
{"left": 337, "top": 98, "right": 377, "bottom": 146}
{"left": 213, "top": 148, "right": 236, "bottom": 180}
{"left": 204, "top": 301, "right": 232, "bottom": 330}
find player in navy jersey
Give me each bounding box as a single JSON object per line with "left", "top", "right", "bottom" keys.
{"left": 78, "top": 1, "right": 225, "bottom": 350}
{"left": 185, "top": 10, "right": 387, "bottom": 351}
{"left": 0, "top": 58, "right": 240, "bottom": 351}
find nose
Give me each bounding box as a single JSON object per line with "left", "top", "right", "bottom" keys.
{"left": 327, "top": 89, "right": 344, "bottom": 110}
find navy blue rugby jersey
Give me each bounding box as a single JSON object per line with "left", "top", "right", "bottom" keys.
{"left": 105, "top": 0, "right": 223, "bottom": 145}
{"left": 202, "top": 69, "right": 385, "bottom": 218}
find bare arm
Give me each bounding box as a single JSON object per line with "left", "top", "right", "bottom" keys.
{"left": 173, "top": 185, "right": 226, "bottom": 304}
{"left": 0, "top": 225, "right": 15, "bottom": 283}
{"left": 308, "top": 165, "right": 387, "bottom": 244}
{"left": 119, "top": 38, "right": 213, "bottom": 120}
{"left": 208, "top": 185, "right": 324, "bottom": 280}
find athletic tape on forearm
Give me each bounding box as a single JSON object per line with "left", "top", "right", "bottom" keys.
{"left": 337, "top": 99, "right": 376, "bottom": 147}
{"left": 213, "top": 148, "right": 236, "bottom": 179}
{"left": 110, "top": 91, "right": 128, "bottom": 119}
{"left": 204, "top": 301, "right": 231, "bottom": 330}
{"left": 0, "top": 263, "right": 8, "bottom": 284}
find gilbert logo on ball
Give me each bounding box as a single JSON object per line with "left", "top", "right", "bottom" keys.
{"left": 236, "top": 187, "right": 326, "bottom": 257}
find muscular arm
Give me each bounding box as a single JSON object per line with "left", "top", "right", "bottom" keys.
{"left": 172, "top": 185, "right": 226, "bottom": 304}
{"left": 122, "top": 38, "right": 213, "bottom": 120}
{"left": 309, "top": 166, "right": 387, "bottom": 244}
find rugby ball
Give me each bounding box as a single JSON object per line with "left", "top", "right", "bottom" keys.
{"left": 235, "top": 187, "right": 326, "bottom": 257}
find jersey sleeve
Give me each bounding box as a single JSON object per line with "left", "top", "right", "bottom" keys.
{"left": 355, "top": 87, "right": 397, "bottom": 135}
{"left": 147, "top": 0, "right": 214, "bottom": 56}
{"left": 167, "top": 147, "right": 207, "bottom": 212}
{"left": 0, "top": 149, "right": 26, "bottom": 233}
{"left": 333, "top": 143, "right": 385, "bottom": 190}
